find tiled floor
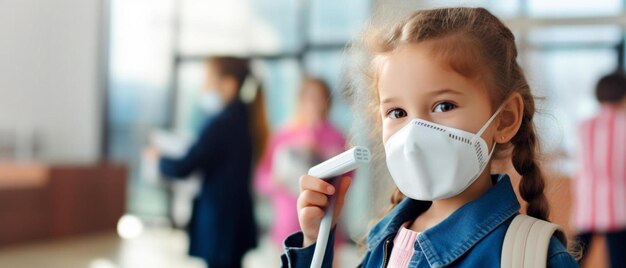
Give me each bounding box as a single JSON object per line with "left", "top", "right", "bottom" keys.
{"left": 0, "top": 229, "right": 361, "bottom": 268}
{"left": 0, "top": 229, "right": 205, "bottom": 268}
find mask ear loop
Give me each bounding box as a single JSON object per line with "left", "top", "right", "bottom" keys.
{"left": 472, "top": 103, "right": 507, "bottom": 156}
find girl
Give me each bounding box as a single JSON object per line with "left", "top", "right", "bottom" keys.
{"left": 255, "top": 77, "right": 346, "bottom": 248}
{"left": 573, "top": 73, "right": 626, "bottom": 267}
{"left": 149, "top": 57, "right": 268, "bottom": 268}
{"left": 281, "top": 8, "right": 578, "bottom": 267}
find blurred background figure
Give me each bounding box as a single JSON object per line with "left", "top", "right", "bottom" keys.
{"left": 145, "top": 56, "right": 268, "bottom": 268}
{"left": 573, "top": 72, "right": 626, "bottom": 267}
{"left": 255, "top": 77, "right": 346, "bottom": 249}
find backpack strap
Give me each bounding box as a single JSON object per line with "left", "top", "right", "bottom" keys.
{"left": 501, "top": 214, "right": 567, "bottom": 268}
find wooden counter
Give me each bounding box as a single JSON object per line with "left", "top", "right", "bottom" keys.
{"left": 0, "top": 162, "right": 127, "bottom": 247}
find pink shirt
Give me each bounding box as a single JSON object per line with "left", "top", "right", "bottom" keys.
{"left": 388, "top": 222, "right": 420, "bottom": 268}
{"left": 573, "top": 106, "right": 626, "bottom": 232}
{"left": 255, "top": 120, "right": 346, "bottom": 246}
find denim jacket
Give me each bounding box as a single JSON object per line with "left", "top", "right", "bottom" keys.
{"left": 281, "top": 174, "right": 578, "bottom": 267}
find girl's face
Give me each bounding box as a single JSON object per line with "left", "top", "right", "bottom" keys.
{"left": 378, "top": 41, "right": 497, "bottom": 147}
{"left": 300, "top": 82, "right": 329, "bottom": 123}
{"left": 204, "top": 63, "right": 222, "bottom": 93}
{"left": 204, "top": 62, "right": 237, "bottom": 103}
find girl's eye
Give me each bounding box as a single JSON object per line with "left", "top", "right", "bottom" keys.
{"left": 433, "top": 102, "right": 457, "bottom": 113}
{"left": 387, "top": 108, "right": 407, "bottom": 119}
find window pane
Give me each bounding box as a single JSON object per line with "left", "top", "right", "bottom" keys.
{"left": 179, "top": 0, "right": 300, "bottom": 55}
{"left": 422, "top": 0, "right": 521, "bottom": 18}
{"left": 109, "top": 0, "right": 173, "bottom": 216}
{"left": 174, "top": 61, "right": 207, "bottom": 137}
{"left": 249, "top": 0, "right": 302, "bottom": 53}
{"left": 527, "top": 0, "right": 623, "bottom": 18}
{"left": 308, "top": 0, "right": 371, "bottom": 44}
{"left": 528, "top": 25, "right": 622, "bottom": 46}
{"left": 255, "top": 59, "right": 302, "bottom": 130}
{"left": 525, "top": 49, "right": 617, "bottom": 158}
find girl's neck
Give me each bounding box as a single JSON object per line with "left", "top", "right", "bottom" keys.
{"left": 292, "top": 118, "right": 326, "bottom": 129}
{"left": 409, "top": 168, "right": 493, "bottom": 232}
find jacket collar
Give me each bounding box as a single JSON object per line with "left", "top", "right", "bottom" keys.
{"left": 366, "top": 192, "right": 428, "bottom": 250}
{"left": 367, "top": 174, "right": 520, "bottom": 267}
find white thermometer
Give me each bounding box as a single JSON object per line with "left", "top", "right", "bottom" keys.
{"left": 308, "top": 146, "right": 371, "bottom": 268}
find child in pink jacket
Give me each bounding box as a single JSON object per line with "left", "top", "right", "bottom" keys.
{"left": 255, "top": 77, "right": 346, "bottom": 247}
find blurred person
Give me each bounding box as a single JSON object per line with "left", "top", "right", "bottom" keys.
{"left": 254, "top": 77, "right": 346, "bottom": 248}
{"left": 282, "top": 8, "right": 578, "bottom": 267}
{"left": 573, "top": 72, "right": 626, "bottom": 267}
{"left": 146, "top": 56, "right": 268, "bottom": 268}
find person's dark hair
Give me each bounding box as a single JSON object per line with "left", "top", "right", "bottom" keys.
{"left": 208, "top": 57, "right": 250, "bottom": 92}
{"left": 595, "top": 72, "right": 626, "bottom": 104}
{"left": 207, "top": 56, "right": 269, "bottom": 164}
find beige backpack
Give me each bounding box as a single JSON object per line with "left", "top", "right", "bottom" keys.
{"left": 501, "top": 214, "right": 568, "bottom": 268}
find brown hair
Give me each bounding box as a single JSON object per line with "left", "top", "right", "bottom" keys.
{"left": 207, "top": 56, "right": 269, "bottom": 164}
{"left": 596, "top": 72, "right": 626, "bottom": 104}
{"left": 299, "top": 77, "right": 332, "bottom": 105}
{"left": 358, "top": 8, "right": 549, "bottom": 221}
{"left": 295, "top": 77, "right": 333, "bottom": 123}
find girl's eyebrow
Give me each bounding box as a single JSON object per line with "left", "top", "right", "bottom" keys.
{"left": 381, "top": 88, "right": 462, "bottom": 104}
{"left": 380, "top": 97, "right": 400, "bottom": 104}
{"left": 428, "top": 88, "right": 464, "bottom": 97}
{"left": 380, "top": 88, "right": 463, "bottom": 104}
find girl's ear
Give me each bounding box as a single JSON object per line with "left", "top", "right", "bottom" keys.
{"left": 496, "top": 92, "right": 524, "bottom": 144}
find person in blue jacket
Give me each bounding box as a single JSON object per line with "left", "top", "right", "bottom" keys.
{"left": 282, "top": 8, "right": 579, "bottom": 267}
{"left": 150, "top": 57, "right": 268, "bottom": 268}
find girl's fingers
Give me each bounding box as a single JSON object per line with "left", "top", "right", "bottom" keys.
{"left": 298, "top": 174, "right": 352, "bottom": 247}
{"left": 297, "top": 189, "right": 329, "bottom": 209}
{"left": 299, "top": 206, "right": 324, "bottom": 225}
{"left": 299, "top": 206, "right": 324, "bottom": 243}
{"left": 299, "top": 175, "right": 335, "bottom": 195}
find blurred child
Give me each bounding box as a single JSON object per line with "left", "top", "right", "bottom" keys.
{"left": 573, "top": 72, "right": 626, "bottom": 267}
{"left": 147, "top": 57, "right": 268, "bottom": 268}
{"left": 255, "top": 77, "right": 346, "bottom": 247}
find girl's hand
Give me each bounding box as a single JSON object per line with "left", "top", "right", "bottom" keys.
{"left": 297, "top": 175, "right": 352, "bottom": 247}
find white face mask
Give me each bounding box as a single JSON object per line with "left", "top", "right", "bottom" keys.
{"left": 384, "top": 105, "right": 504, "bottom": 201}
{"left": 199, "top": 89, "right": 224, "bottom": 115}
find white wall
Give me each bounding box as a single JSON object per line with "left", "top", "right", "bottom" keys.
{"left": 0, "top": 0, "right": 103, "bottom": 163}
